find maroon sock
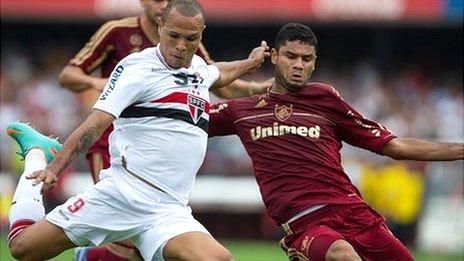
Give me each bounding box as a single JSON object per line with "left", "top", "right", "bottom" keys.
{"left": 86, "top": 247, "right": 129, "bottom": 261}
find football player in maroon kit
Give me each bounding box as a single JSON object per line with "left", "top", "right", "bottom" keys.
{"left": 209, "top": 23, "right": 464, "bottom": 261}
{"left": 59, "top": 0, "right": 269, "bottom": 260}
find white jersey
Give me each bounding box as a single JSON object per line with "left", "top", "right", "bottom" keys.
{"left": 93, "top": 45, "right": 219, "bottom": 204}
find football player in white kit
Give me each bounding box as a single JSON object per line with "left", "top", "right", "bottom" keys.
{"left": 7, "top": 0, "right": 269, "bottom": 260}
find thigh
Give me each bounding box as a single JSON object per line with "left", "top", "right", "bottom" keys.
{"left": 352, "top": 222, "right": 413, "bottom": 261}
{"left": 280, "top": 225, "right": 344, "bottom": 261}
{"left": 132, "top": 208, "right": 228, "bottom": 261}
{"left": 11, "top": 219, "right": 76, "bottom": 260}
{"left": 344, "top": 205, "right": 413, "bottom": 261}
{"left": 163, "top": 231, "right": 231, "bottom": 261}
{"left": 86, "top": 151, "right": 110, "bottom": 183}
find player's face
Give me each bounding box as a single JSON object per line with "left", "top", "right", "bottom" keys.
{"left": 271, "top": 41, "right": 317, "bottom": 91}
{"left": 141, "top": 0, "right": 170, "bottom": 25}
{"left": 159, "top": 9, "right": 204, "bottom": 68}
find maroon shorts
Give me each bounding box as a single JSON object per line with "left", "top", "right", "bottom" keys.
{"left": 85, "top": 150, "right": 110, "bottom": 184}
{"left": 279, "top": 204, "right": 413, "bottom": 261}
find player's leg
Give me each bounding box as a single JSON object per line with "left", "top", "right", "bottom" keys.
{"left": 9, "top": 219, "right": 76, "bottom": 260}
{"left": 6, "top": 122, "right": 76, "bottom": 260}
{"left": 132, "top": 207, "right": 232, "bottom": 261}
{"left": 341, "top": 204, "right": 413, "bottom": 261}
{"left": 325, "top": 240, "right": 362, "bottom": 261}
{"left": 280, "top": 224, "right": 361, "bottom": 261}
{"left": 162, "top": 232, "right": 232, "bottom": 261}
{"left": 279, "top": 204, "right": 364, "bottom": 261}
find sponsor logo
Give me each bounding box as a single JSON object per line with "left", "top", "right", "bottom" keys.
{"left": 300, "top": 236, "right": 315, "bottom": 254}
{"left": 151, "top": 67, "right": 168, "bottom": 73}
{"left": 209, "top": 103, "right": 228, "bottom": 114}
{"left": 250, "top": 122, "right": 321, "bottom": 141}
{"left": 58, "top": 209, "right": 70, "bottom": 221}
{"left": 100, "top": 65, "right": 124, "bottom": 100}
{"left": 255, "top": 99, "right": 267, "bottom": 108}
{"left": 275, "top": 104, "right": 293, "bottom": 121}
{"left": 187, "top": 95, "right": 207, "bottom": 123}
{"left": 348, "top": 110, "right": 384, "bottom": 137}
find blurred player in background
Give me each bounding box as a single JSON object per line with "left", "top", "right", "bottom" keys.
{"left": 59, "top": 0, "right": 269, "bottom": 259}
{"left": 7, "top": 1, "right": 270, "bottom": 260}
{"left": 209, "top": 23, "right": 464, "bottom": 261}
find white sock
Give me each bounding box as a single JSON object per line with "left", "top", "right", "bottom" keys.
{"left": 9, "top": 149, "right": 47, "bottom": 225}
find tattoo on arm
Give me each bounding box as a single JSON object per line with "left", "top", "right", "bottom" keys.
{"left": 79, "top": 127, "right": 97, "bottom": 153}
{"left": 55, "top": 127, "right": 98, "bottom": 174}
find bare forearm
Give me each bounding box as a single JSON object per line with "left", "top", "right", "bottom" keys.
{"left": 214, "top": 59, "right": 259, "bottom": 88}
{"left": 46, "top": 112, "right": 112, "bottom": 175}
{"left": 382, "top": 137, "right": 464, "bottom": 161}
{"left": 59, "top": 65, "right": 105, "bottom": 92}
{"left": 212, "top": 79, "right": 264, "bottom": 99}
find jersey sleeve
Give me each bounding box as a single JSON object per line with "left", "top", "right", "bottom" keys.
{"left": 69, "top": 21, "right": 116, "bottom": 74}
{"left": 208, "top": 101, "right": 237, "bottom": 137}
{"left": 329, "top": 89, "right": 396, "bottom": 154}
{"left": 93, "top": 57, "right": 146, "bottom": 118}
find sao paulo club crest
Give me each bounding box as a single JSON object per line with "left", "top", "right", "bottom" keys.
{"left": 187, "top": 95, "right": 206, "bottom": 124}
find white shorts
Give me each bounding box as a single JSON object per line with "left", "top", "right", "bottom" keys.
{"left": 46, "top": 166, "right": 209, "bottom": 261}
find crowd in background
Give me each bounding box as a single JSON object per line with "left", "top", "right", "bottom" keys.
{"left": 1, "top": 25, "right": 463, "bottom": 247}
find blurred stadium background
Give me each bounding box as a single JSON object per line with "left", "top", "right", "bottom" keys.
{"left": 1, "top": 0, "right": 463, "bottom": 260}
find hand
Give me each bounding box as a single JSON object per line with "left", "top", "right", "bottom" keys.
{"left": 248, "top": 41, "right": 270, "bottom": 72}
{"left": 27, "top": 169, "right": 58, "bottom": 193}
{"left": 89, "top": 77, "right": 109, "bottom": 92}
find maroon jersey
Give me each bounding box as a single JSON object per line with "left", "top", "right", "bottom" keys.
{"left": 209, "top": 82, "right": 396, "bottom": 224}
{"left": 69, "top": 16, "right": 211, "bottom": 154}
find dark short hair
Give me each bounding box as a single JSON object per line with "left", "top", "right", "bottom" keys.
{"left": 161, "top": 0, "right": 205, "bottom": 24}
{"left": 275, "top": 23, "right": 318, "bottom": 51}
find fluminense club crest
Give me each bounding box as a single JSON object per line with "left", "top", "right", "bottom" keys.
{"left": 274, "top": 104, "right": 293, "bottom": 122}
{"left": 187, "top": 95, "right": 206, "bottom": 124}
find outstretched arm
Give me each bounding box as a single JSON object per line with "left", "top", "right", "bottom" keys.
{"left": 28, "top": 110, "right": 114, "bottom": 192}
{"left": 59, "top": 65, "right": 108, "bottom": 92}
{"left": 382, "top": 137, "right": 464, "bottom": 161}
{"left": 212, "top": 41, "right": 269, "bottom": 89}
{"left": 211, "top": 78, "right": 272, "bottom": 99}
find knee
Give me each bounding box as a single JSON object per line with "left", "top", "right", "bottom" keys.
{"left": 9, "top": 236, "right": 30, "bottom": 260}
{"left": 325, "top": 240, "right": 361, "bottom": 261}
{"left": 215, "top": 249, "right": 233, "bottom": 261}
{"left": 204, "top": 247, "right": 233, "bottom": 261}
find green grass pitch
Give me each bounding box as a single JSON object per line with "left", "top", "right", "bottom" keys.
{"left": 1, "top": 236, "right": 462, "bottom": 260}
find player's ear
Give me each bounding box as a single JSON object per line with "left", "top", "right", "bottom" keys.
{"left": 271, "top": 48, "right": 278, "bottom": 65}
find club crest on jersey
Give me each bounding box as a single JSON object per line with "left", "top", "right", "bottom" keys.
{"left": 274, "top": 104, "right": 293, "bottom": 122}
{"left": 187, "top": 95, "right": 206, "bottom": 123}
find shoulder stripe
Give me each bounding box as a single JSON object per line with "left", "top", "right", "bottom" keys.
{"left": 71, "top": 17, "right": 139, "bottom": 66}
{"left": 85, "top": 44, "right": 114, "bottom": 73}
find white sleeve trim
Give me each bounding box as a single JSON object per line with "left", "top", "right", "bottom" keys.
{"left": 92, "top": 105, "right": 119, "bottom": 119}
